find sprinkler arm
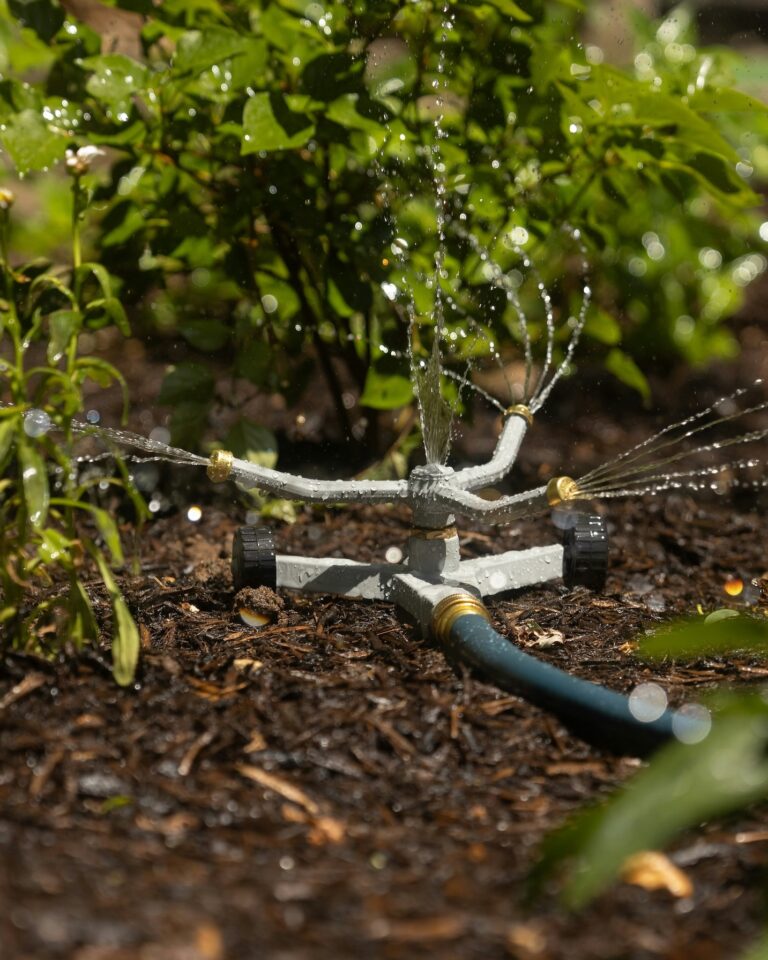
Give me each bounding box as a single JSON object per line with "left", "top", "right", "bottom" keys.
{"left": 209, "top": 450, "right": 408, "bottom": 504}
{"left": 451, "top": 406, "right": 532, "bottom": 491}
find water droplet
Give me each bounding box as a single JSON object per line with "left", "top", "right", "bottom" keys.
{"left": 23, "top": 409, "right": 52, "bottom": 438}
{"left": 628, "top": 682, "right": 668, "bottom": 723}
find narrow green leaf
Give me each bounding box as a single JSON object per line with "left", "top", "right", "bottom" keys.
{"left": 242, "top": 92, "right": 315, "bottom": 153}
{"left": 92, "top": 548, "right": 139, "bottom": 686}
{"left": 0, "top": 416, "right": 18, "bottom": 469}
{"left": 605, "top": 348, "right": 650, "bottom": 403}
{"left": 18, "top": 439, "right": 49, "bottom": 528}
{"left": 688, "top": 87, "right": 768, "bottom": 115}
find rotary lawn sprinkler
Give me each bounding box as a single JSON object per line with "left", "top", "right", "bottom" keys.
{"left": 207, "top": 402, "right": 709, "bottom": 757}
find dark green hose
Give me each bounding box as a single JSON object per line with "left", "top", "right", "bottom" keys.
{"left": 445, "top": 614, "right": 703, "bottom": 756}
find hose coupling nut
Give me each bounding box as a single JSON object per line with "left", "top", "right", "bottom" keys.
{"left": 207, "top": 449, "right": 234, "bottom": 483}
{"left": 505, "top": 404, "right": 533, "bottom": 426}
{"left": 432, "top": 593, "right": 490, "bottom": 643}
{"left": 546, "top": 475, "right": 580, "bottom": 507}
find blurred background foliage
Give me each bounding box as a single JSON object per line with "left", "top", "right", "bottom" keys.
{"left": 0, "top": 0, "right": 766, "bottom": 463}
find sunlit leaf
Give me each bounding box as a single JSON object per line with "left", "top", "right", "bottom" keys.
{"left": 0, "top": 108, "right": 69, "bottom": 174}
{"left": 360, "top": 367, "right": 414, "bottom": 410}
{"left": 641, "top": 614, "right": 768, "bottom": 660}
{"left": 242, "top": 92, "right": 315, "bottom": 153}
{"left": 47, "top": 309, "right": 81, "bottom": 364}
{"left": 18, "top": 439, "right": 49, "bottom": 528}
{"left": 533, "top": 698, "right": 768, "bottom": 908}
{"left": 225, "top": 418, "right": 278, "bottom": 470}
{"left": 92, "top": 547, "right": 139, "bottom": 686}
{"left": 604, "top": 348, "right": 651, "bottom": 403}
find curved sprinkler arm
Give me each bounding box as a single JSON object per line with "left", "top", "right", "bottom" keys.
{"left": 207, "top": 450, "right": 408, "bottom": 504}
{"left": 451, "top": 406, "right": 532, "bottom": 491}
{"left": 431, "top": 475, "right": 583, "bottom": 525}
{"left": 429, "top": 596, "right": 706, "bottom": 757}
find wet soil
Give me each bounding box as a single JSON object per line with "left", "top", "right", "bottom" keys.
{"left": 2, "top": 349, "right": 768, "bottom": 959}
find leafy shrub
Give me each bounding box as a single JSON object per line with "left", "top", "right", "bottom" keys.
{"left": 0, "top": 0, "right": 766, "bottom": 459}
{"left": 0, "top": 157, "right": 142, "bottom": 684}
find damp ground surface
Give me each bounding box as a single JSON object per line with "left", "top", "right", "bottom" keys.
{"left": 2, "top": 351, "right": 768, "bottom": 960}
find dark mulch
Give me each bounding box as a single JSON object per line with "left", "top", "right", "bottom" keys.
{"left": 2, "top": 345, "right": 768, "bottom": 959}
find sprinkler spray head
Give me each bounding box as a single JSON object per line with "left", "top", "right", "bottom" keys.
{"left": 546, "top": 475, "right": 580, "bottom": 507}
{"left": 506, "top": 404, "right": 533, "bottom": 426}
{"left": 207, "top": 449, "right": 234, "bottom": 483}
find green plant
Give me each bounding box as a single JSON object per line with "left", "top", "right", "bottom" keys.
{"left": 532, "top": 607, "right": 768, "bottom": 955}
{"left": 0, "top": 151, "right": 144, "bottom": 685}
{"left": 0, "top": 0, "right": 766, "bottom": 459}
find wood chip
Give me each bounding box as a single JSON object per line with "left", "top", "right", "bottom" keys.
{"left": 0, "top": 672, "right": 46, "bottom": 712}
{"left": 506, "top": 921, "right": 547, "bottom": 958}
{"left": 373, "top": 914, "right": 468, "bottom": 943}
{"left": 620, "top": 850, "right": 693, "bottom": 898}
{"left": 237, "top": 764, "right": 320, "bottom": 815}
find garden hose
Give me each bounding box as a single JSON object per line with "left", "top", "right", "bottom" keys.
{"left": 434, "top": 604, "right": 704, "bottom": 757}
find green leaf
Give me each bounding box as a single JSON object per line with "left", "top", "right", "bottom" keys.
{"left": 80, "top": 54, "right": 149, "bottom": 116}
{"left": 178, "top": 319, "right": 230, "bottom": 352}
{"left": 0, "top": 416, "right": 18, "bottom": 469}
{"left": 76, "top": 262, "right": 114, "bottom": 299}
{"left": 0, "top": 108, "right": 69, "bottom": 174}
{"left": 224, "top": 418, "right": 278, "bottom": 470}
{"left": 47, "top": 309, "right": 81, "bottom": 364}
{"left": 92, "top": 548, "right": 139, "bottom": 686}
{"left": 584, "top": 308, "right": 621, "bottom": 345}
{"left": 641, "top": 614, "right": 768, "bottom": 660}
{"left": 173, "top": 27, "right": 253, "bottom": 74}
{"left": 242, "top": 92, "right": 315, "bottom": 153}
{"left": 18, "top": 439, "right": 49, "bottom": 528}
{"left": 533, "top": 698, "right": 768, "bottom": 908}
{"left": 478, "top": 0, "right": 533, "bottom": 22}
{"left": 688, "top": 87, "right": 768, "bottom": 115}
{"left": 325, "top": 93, "right": 387, "bottom": 134}
{"left": 8, "top": 0, "right": 64, "bottom": 43}
{"left": 360, "top": 367, "right": 415, "bottom": 410}
{"left": 604, "top": 348, "right": 650, "bottom": 403}
{"left": 170, "top": 401, "right": 209, "bottom": 449}
{"left": 158, "top": 362, "right": 215, "bottom": 405}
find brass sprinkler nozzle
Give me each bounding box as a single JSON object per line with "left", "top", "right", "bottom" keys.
{"left": 207, "top": 449, "right": 234, "bottom": 483}
{"left": 546, "top": 475, "right": 580, "bottom": 507}
{"left": 505, "top": 403, "right": 533, "bottom": 426}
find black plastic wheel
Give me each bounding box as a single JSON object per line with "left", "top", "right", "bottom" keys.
{"left": 562, "top": 514, "right": 609, "bottom": 591}
{"left": 232, "top": 525, "right": 277, "bottom": 592}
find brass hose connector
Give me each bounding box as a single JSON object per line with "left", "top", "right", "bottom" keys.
{"left": 546, "top": 475, "right": 580, "bottom": 507}
{"left": 432, "top": 593, "right": 490, "bottom": 643}
{"left": 207, "top": 449, "right": 234, "bottom": 483}
{"left": 410, "top": 525, "right": 458, "bottom": 541}
{"left": 505, "top": 403, "right": 533, "bottom": 426}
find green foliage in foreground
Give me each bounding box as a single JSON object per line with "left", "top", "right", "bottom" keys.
{"left": 0, "top": 171, "right": 143, "bottom": 685}
{"left": 0, "top": 0, "right": 766, "bottom": 456}
{"left": 533, "top": 609, "right": 768, "bottom": 954}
